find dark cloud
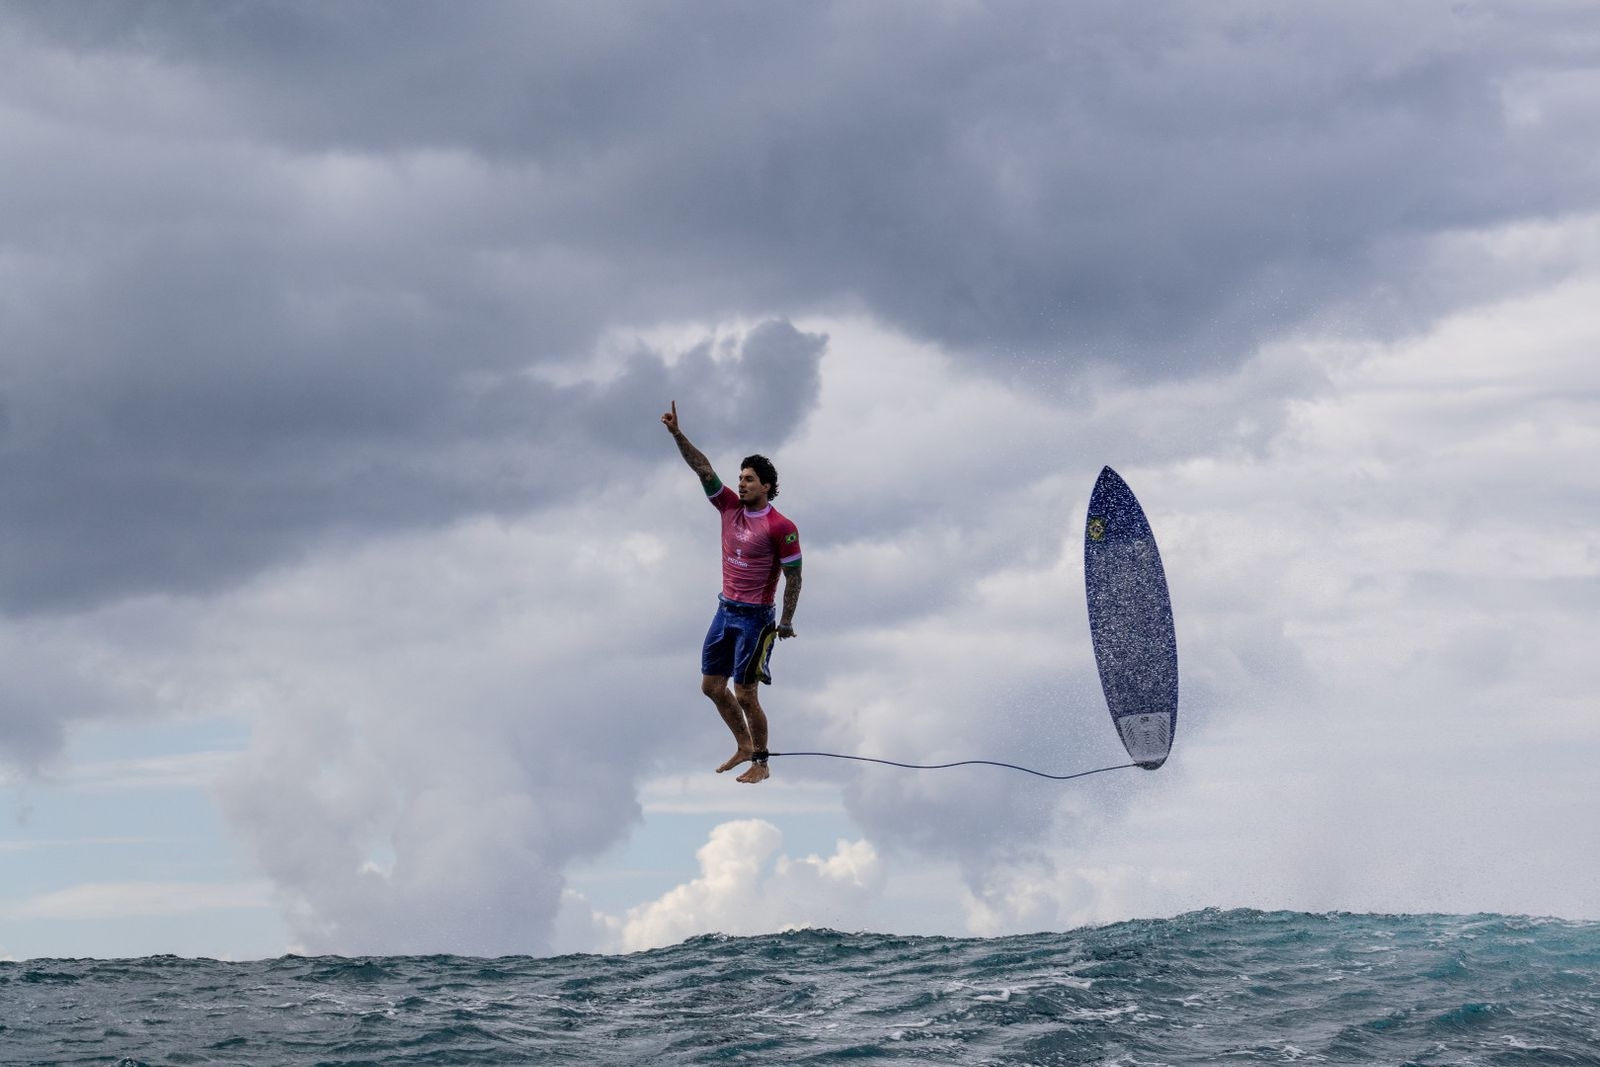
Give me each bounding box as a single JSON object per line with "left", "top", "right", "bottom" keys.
{"left": 3, "top": 0, "right": 1596, "bottom": 598}
{"left": 13, "top": 2, "right": 1597, "bottom": 358}
{"left": 535, "top": 319, "right": 826, "bottom": 460}
{"left": 0, "top": 307, "right": 821, "bottom": 611}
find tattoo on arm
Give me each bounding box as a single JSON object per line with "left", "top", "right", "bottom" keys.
{"left": 781, "top": 563, "right": 802, "bottom": 624}
{"left": 672, "top": 431, "right": 720, "bottom": 492}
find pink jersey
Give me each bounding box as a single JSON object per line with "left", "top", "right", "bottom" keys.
{"left": 709, "top": 484, "right": 801, "bottom": 605}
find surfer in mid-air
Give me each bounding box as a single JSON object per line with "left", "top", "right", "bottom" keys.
{"left": 661, "top": 401, "right": 802, "bottom": 784}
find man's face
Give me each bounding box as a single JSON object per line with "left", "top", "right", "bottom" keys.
{"left": 738, "top": 467, "right": 769, "bottom": 506}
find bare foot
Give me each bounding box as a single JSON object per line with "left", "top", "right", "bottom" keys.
{"left": 716, "top": 749, "right": 752, "bottom": 773}
{"left": 736, "top": 763, "right": 770, "bottom": 784}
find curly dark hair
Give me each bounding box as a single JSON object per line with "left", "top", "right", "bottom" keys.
{"left": 741, "top": 454, "right": 779, "bottom": 500}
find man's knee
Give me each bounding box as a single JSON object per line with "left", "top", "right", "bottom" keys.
{"left": 702, "top": 675, "right": 729, "bottom": 699}
{"left": 733, "top": 682, "right": 760, "bottom": 708}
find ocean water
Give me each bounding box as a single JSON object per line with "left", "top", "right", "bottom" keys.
{"left": 2, "top": 909, "right": 1597, "bottom": 1066}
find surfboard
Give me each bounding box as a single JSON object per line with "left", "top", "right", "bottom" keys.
{"left": 1084, "top": 466, "right": 1178, "bottom": 769}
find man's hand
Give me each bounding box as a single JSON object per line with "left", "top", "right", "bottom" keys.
{"left": 665, "top": 402, "right": 720, "bottom": 490}
{"left": 776, "top": 622, "right": 797, "bottom": 640}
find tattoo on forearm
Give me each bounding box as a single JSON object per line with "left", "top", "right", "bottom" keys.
{"left": 782, "top": 566, "right": 802, "bottom": 623}
{"left": 673, "top": 431, "right": 719, "bottom": 490}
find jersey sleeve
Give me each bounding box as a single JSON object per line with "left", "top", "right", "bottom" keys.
{"left": 708, "top": 483, "right": 738, "bottom": 511}
{"left": 774, "top": 516, "right": 802, "bottom": 566}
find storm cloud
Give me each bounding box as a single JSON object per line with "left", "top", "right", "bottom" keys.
{"left": 6, "top": 0, "right": 1597, "bottom": 608}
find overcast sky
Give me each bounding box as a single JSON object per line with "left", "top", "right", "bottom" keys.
{"left": 3, "top": 1, "right": 1598, "bottom": 960}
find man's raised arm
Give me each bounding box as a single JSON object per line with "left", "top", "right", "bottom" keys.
{"left": 661, "top": 401, "right": 721, "bottom": 494}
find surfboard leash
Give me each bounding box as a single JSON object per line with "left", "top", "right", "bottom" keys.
{"left": 760, "top": 750, "right": 1138, "bottom": 781}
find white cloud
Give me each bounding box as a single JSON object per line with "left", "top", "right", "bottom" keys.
{"left": 202, "top": 508, "right": 693, "bottom": 957}
{"left": 601, "top": 820, "right": 884, "bottom": 953}
{"left": 961, "top": 860, "right": 1182, "bottom": 936}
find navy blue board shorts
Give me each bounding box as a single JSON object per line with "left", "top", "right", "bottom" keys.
{"left": 701, "top": 597, "right": 778, "bottom": 686}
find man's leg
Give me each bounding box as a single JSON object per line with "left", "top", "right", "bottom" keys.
{"left": 702, "top": 674, "right": 753, "bottom": 772}
{"left": 732, "top": 681, "right": 770, "bottom": 784}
